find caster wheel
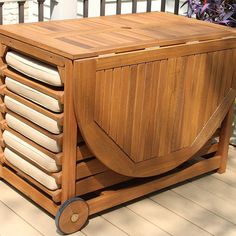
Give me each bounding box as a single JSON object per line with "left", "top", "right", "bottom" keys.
{"left": 55, "top": 197, "right": 89, "bottom": 235}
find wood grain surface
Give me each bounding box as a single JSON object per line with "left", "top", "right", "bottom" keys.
{"left": 0, "top": 12, "right": 234, "bottom": 59}
{"left": 74, "top": 46, "right": 236, "bottom": 177}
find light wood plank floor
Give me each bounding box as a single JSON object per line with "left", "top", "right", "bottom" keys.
{"left": 0, "top": 146, "right": 235, "bottom": 236}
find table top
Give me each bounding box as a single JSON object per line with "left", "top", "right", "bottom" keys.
{"left": 0, "top": 12, "right": 235, "bottom": 59}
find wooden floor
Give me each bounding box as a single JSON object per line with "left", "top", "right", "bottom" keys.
{"left": 0, "top": 146, "right": 235, "bottom": 236}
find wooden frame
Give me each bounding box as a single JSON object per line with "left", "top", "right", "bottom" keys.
{"left": 73, "top": 44, "right": 236, "bottom": 177}
{"left": 0, "top": 12, "right": 235, "bottom": 234}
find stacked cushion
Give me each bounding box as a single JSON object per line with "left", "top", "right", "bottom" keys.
{"left": 5, "top": 77, "right": 63, "bottom": 113}
{"left": 4, "top": 148, "right": 59, "bottom": 190}
{"left": 5, "top": 113, "right": 62, "bottom": 153}
{"left": 3, "top": 50, "right": 63, "bottom": 191}
{"left": 6, "top": 51, "right": 63, "bottom": 87}
{"left": 3, "top": 130, "right": 60, "bottom": 172}
{"left": 4, "top": 96, "right": 62, "bottom": 134}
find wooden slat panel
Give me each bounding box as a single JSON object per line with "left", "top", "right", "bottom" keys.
{"left": 180, "top": 55, "right": 197, "bottom": 147}
{"left": 76, "top": 158, "right": 107, "bottom": 180}
{"left": 101, "top": 69, "right": 113, "bottom": 132}
{"left": 108, "top": 67, "right": 121, "bottom": 140}
{"left": 88, "top": 155, "right": 221, "bottom": 215}
{"left": 116, "top": 66, "right": 130, "bottom": 149}
{"left": 93, "top": 48, "right": 236, "bottom": 164}
{"left": 190, "top": 54, "right": 206, "bottom": 139}
{"left": 170, "top": 57, "right": 186, "bottom": 151}
{"left": 158, "top": 58, "right": 176, "bottom": 157}
{"left": 130, "top": 63, "right": 146, "bottom": 161}
{"left": 96, "top": 38, "right": 236, "bottom": 71}
{"left": 76, "top": 170, "right": 131, "bottom": 196}
{"left": 123, "top": 65, "right": 136, "bottom": 155}
{"left": 221, "top": 50, "right": 234, "bottom": 99}
{"left": 61, "top": 60, "right": 77, "bottom": 203}
{"left": 77, "top": 144, "right": 94, "bottom": 161}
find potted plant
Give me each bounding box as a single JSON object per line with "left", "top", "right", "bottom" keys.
{"left": 182, "top": 0, "right": 236, "bottom": 26}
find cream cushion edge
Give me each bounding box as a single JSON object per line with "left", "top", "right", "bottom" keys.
{"left": 5, "top": 77, "right": 63, "bottom": 113}
{"left": 4, "top": 96, "right": 62, "bottom": 134}
{"left": 3, "top": 130, "right": 60, "bottom": 172}
{"left": 4, "top": 147, "right": 59, "bottom": 190}
{"left": 6, "top": 113, "right": 62, "bottom": 153}
{"left": 6, "top": 51, "right": 63, "bottom": 87}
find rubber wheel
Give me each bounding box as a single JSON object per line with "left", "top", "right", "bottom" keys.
{"left": 55, "top": 197, "right": 89, "bottom": 235}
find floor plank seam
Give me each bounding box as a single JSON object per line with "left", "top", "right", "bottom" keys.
{"left": 126, "top": 205, "right": 173, "bottom": 236}
{"left": 171, "top": 187, "right": 236, "bottom": 226}
{"left": 190, "top": 178, "right": 236, "bottom": 206}
{"left": 99, "top": 215, "right": 130, "bottom": 236}
{"left": 210, "top": 174, "right": 236, "bottom": 189}
{"left": 148, "top": 197, "right": 214, "bottom": 236}
{"left": 0, "top": 198, "right": 45, "bottom": 236}
{"left": 123, "top": 205, "right": 173, "bottom": 236}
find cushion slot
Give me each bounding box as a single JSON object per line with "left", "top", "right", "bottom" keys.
{"left": 5, "top": 113, "right": 62, "bottom": 153}
{"left": 6, "top": 51, "right": 63, "bottom": 87}
{"left": 3, "top": 130, "right": 60, "bottom": 172}
{"left": 6, "top": 77, "right": 63, "bottom": 113}
{"left": 4, "top": 148, "right": 59, "bottom": 190}
{"left": 4, "top": 95, "right": 62, "bottom": 134}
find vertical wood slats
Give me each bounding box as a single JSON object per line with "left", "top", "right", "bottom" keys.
{"left": 83, "top": 0, "right": 89, "bottom": 17}
{"left": 18, "top": 1, "right": 25, "bottom": 23}
{"left": 37, "top": 0, "right": 45, "bottom": 22}
{"left": 94, "top": 49, "right": 234, "bottom": 162}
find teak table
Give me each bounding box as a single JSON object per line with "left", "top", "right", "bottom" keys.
{"left": 0, "top": 12, "right": 235, "bottom": 234}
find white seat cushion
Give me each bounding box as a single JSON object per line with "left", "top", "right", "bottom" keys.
{"left": 6, "top": 51, "right": 63, "bottom": 87}
{"left": 6, "top": 113, "right": 62, "bottom": 153}
{"left": 3, "top": 130, "right": 60, "bottom": 172}
{"left": 5, "top": 77, "right": 63, "bottom": 113}
{"left": 4, "top": 96, "right": 62, "bottom": 134}
{"left": 4, "top": 148, "right": 59, "bottom": 190}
